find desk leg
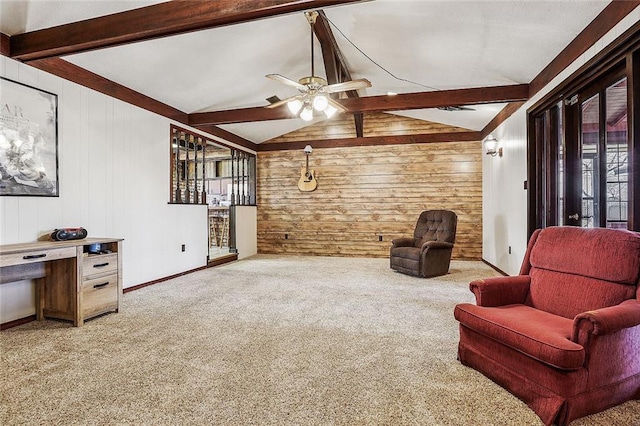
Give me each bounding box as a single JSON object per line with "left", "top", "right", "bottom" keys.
{"left": 35, "top": 277, "right": 45, "bottom": 321}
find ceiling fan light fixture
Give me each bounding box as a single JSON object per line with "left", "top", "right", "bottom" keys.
{"left": 323, "top": 103, "right": 338, "bottom": 119}
{"left": 300, "top": 106, "right": 314, "bottom": 121}
{"left": 312, "top": 93, "right": 329, "bottom": 111}
{"left": 287, "top": 99, "right": 303, "bottom": 115}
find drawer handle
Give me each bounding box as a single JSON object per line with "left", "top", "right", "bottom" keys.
{"left": 23, "top": 254, "right": 46, "bottom": 260}
{"left": 93, "top": 282, "right": 109, "bottom": 289}
{"left": 93, "top": 262, "right": 109, "bottom": 268}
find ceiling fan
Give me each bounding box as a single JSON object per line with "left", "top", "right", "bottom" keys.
{"left": 438, "top": 105, "right": 475, "bottom": 112}
{"left": 265, "top": 11, "right": 371, "bottom": 121}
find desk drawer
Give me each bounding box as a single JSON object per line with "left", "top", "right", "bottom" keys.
{"left": 82, "top": 274, "right": 118, "bottom": 318}
{"left": 0, "top": 246, "right": 76, "bottom": 268}
{"left": 83, "top": 254, "right": 118, "bottom": 278}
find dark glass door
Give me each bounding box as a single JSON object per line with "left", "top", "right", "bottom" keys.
{"left": 564, "top": 74, "right": 628, "bottom": 228}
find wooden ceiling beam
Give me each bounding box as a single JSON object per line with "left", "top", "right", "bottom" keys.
{"left": 313, "top": 10, "right": 364, "bottom": 137}
{"left": 189, "top": 106, "right": 297, "bottom": 125}
{"left": 188, "top": 83, "right": 530, "bottom": 125}
{"left": 529, "top": 0, "right": 640, "bottom": 97}
{"left": 258, "top": 131, "right": 481, "bottom": 151}
{"left": 193, "top": 125, "right": 259, "bottom": 152}
{"left": 480, "top": 101, "right": 526, "bottom": 139}
{"left": 1, "top": 33, "right": 9, "bottom": 56}
{"left": 10, "top": 0, "right": 367, "bottom": 62}
{"left": 341, "top": 84, "right": 529, "bottom": 112}
{"left": 27, "top": 57, "right": 259, "bottom": 152}
{"left": 29, "top": 58, "right": 189, "bottom": 122}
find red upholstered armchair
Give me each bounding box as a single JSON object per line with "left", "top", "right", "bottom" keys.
{"left": 454, "top": 226, "right": 640, "bottom": 426}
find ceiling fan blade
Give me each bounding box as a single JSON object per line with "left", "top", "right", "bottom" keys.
{"left": 265, "top": 74, "right": 307, "bottom": 91}
{"left": 325, "top": 78, "right": 372, "bottom": 94}
{"left": 265, "top": 94, "right": 302, "bottom": 109}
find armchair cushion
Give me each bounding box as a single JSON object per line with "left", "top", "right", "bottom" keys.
{"left": 390, "top": 246, "right": 420, "bottom": 261}
{"left": 413, "top": 210, "right": 457, "bottom": 246}
{"left": 528, "top": 226, "right": 640, "bottom": 285}
{"left": 527, "top": 268, "right": 637, "bottom": 319}
{"left": 454, "top": 303, "right": 584, "bottom": 370}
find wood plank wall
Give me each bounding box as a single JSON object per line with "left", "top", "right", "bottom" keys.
{"left": 257, "top": 113, "right": 482, "bottom": 259}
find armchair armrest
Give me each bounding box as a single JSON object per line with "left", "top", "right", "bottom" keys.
{"left": 572, "top": 299, "right": 640, "bottom": 342}
{"left": 391, "top": 237, "right": 414, "bottom": 247}
{"left": 420, "top": 240, "right": 454, "bottom": 251}
{"left": 469, "top": 275, "right": 531, "bottom": 307}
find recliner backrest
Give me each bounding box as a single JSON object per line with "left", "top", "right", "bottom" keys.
{"left": 413, "top": 210, "right": 457, "bottom": 247}
{"left": 524, "top": 226, "right": 640, "bottom": 319}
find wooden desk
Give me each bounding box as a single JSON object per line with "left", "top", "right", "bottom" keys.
{"left": 0, "top": 238, "right": 123, "bottom": 327}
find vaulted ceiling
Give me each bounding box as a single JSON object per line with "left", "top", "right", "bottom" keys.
{"left": 1, "top": 0, "right": 635, "bottom": 151}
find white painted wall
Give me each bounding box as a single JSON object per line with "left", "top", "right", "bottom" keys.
{"left": 234, "top": 205, "right": 257, "bottom": 260}
{"left": 483, "top": 9, "right": 640, "bottom": 276}
{"left": 0, "top": 57, "right": 216, "bottom": 323}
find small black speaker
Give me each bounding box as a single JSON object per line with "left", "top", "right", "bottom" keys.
{"left": 51, "top": 227, "right": 88, "bottom": 241}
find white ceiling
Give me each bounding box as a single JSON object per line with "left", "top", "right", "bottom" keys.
{"left": 0, "top": 0, "right": 614, "bottom": 143}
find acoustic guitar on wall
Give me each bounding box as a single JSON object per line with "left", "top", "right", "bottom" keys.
{"left": 298, "top": 145, "right": 317, "bottom": 192}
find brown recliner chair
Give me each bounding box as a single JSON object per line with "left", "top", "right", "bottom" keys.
{"left": 390, "top": 210, "right": 457, "bottom": 278}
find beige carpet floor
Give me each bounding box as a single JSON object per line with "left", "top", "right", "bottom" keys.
{"left": 1, "top": 255, "right": 638, "bottom": 425}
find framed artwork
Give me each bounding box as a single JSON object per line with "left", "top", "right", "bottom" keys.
{"left": 0, "top": 77, "right": 59, "bottom": 196}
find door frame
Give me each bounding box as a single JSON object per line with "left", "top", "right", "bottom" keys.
{"left": 527, "top": 26, "right": 640, "bottom": 237}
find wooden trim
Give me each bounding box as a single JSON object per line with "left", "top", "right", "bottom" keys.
{"left": 481, "top": 101, "right": 526, "bottom": 138}
{"left": 123, "top": 254, "right": 238, "bottom": 293}
{"left": 10, "top": 0, "right": 366, "bottom": 62}
{"left": 189, "top": 84, "right": 530, "bottom": 125}
{"left": 29, "top": 57, "right": 188, "bottom": 122}
{"left": 481, "top": 259, "right": 509, "bottom": 277}
{"left": 258, "top": 131, "right": 481, "bottom": 151}
{"left": 529, "top": 0, "right": 640, "bottom": 97}
{"left": 1, "top": 314, "right": 37, "bottom": 331}
{"left": 123, "top": 266, "right": 209, "bottom": 293}
{"left": 208, "top": 253, "right": 239, "bottom": 267}
{"left": 629, "top": 48, "right": 640, "bottom": 230}
{"left": 193, "top": 125, "right": 259, "bottom": 152}
{"left": 0, "top": 32, "right": 9, "bottom": 57}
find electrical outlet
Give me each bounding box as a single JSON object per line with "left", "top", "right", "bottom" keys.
{"left": 181, "top": 244, "right": 186, "bottom": 252}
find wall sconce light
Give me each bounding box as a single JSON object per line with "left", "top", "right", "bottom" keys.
{"left": 484, "top": 135, "right": 503, "bottom": 157}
